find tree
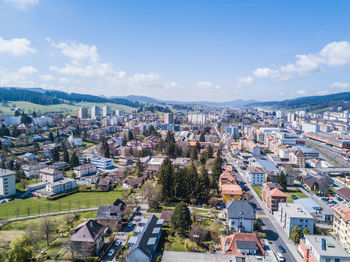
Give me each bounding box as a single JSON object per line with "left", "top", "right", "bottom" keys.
{"left": 11, "top": 126, "right": 20, "bottom": 137}
{"left": 0, "top": 250, "right": 5, "bottom": 262}
{"left": 51, "top": 147, "right": 60, "bottom": 162}
{"left": 199, "top": 132, "right": 205, "bottom": 142}
{"left": 197, "top": 166, "right": 211, "bottom": 202}
{"left": 21, "top": 113, "right": 32, "bottom": 125}
{"left": 70, "top": 151, "right": 80, "bottom": 167}
{"left": 8, "top": 235, "right": 33, "bottom": 262}
{"left": 290, "top": 226, "right": 302, "bottom": 244}
{"left": 302, "top": 227, "right": 310, "bottom": 237}
{"left": 33, "top": 142, "right": 40, "bottom": 154}
{"left": 158, "top": 157, "right": 174, "bottom": 202}
{"left": 190, "top": 146, "right": 197, "bottom": 162}
{"left": 170, "top": 202, "right": 192, "bottom": 236}
{"left": 174, "top": 166, "right": 189, "bottom": 202}
{"left": 41, "top": 218, "right": 52, "bottom": 246}
{"left": 127, "top": 130, "right": 134, "bottom": 141}
{"left": 143, "top": 181, "right": 162, "bottom": 209}
{"left": 207, "top": 145, "right": 213, "bottom": 158}
{"left": 63, "top": 149, "right": 70, "bottom": 163}
{"left": 134, "top": 158, "right": 143, "bottom": 177}
{"left": 186, "top": 163, "right": 199, "bottom": 200}
{"left": 48, "top": 132, "right": 54, "bottom": 142}
{"left": 189, "top": 224, "right": 209, "bottom": 243}
{"left": 276, "top": 172, "right": 287, "bottom": 191}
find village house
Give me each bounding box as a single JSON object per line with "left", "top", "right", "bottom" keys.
{"left": 262, "top": 182, "right": 287, "bottom": 212}
{"left": 226, "top": 200, "right": 256, "bottom": 233}
{"left": 39, "top": 167, "right": 63, "bottom": 183}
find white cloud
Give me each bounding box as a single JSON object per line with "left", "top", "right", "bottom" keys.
{"left": 0, "top": 36, "right": 36, "bottom": 55}
{"left": 253, "top": 41, "right": 350, "bottom": 81}
{"left": 296, "top": 89, "right": 306, "bottom": 95}
{"left": 48, "top": 39, "right": 99, "bottom": 62}
{"left": 4, "top": 0, "right": 39, "bottom": 10}
{"left": 18, "top": 66, "right": 37, "bottom": 74}
{"left": 330, "top": 82, "right": 349, "bottom": 89}
{"left": 237, "top": 76, "right": 253, "bottom": 85}
{"left": 40, "top": 74, "right": 55, "bottom": 81}
{"left": 196, "top": 81, "right": 220, "bottom": 90}
{"left": 128, "top": 73, "right": 161, "bottom": 86}
{"left": 163, "top": 81, "right": 179, "bottom": 89}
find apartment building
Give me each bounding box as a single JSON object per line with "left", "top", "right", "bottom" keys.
{"left": 248, "top": 166, "right": 265, "bottom": 186}
{"left": 91, "top": 106, "right": 101, "bottom": 120}
{"left": 0, "top": 169, "right": 16, "bottom": 198}
{"left": 333, "top": 205, "right": 350, "bottom": 252}
{"left": 262, "top": 182, "right": 287, "bottom": 212}
{"left": 275, "top": 203, "right": 314, "bottom": 235}
{"left": 290, "top": 149, "right": 306, "bottom": 168}
{"left": 77, "top": 107, "right": 88, "bottom": 119}
{"left": 45, "top": 178, "right": 77, "bottom": 195}
{"left": 39, "top": 167, "right": 63, "bottom": 183}
{"left": 299, "top": 235, "right": 350, "bottom": 262}
{"left": 91, "top": 157, "right": 114, "bottom": 169}
{"left": 74, "top": 163, "right": 97, "bottom": 178}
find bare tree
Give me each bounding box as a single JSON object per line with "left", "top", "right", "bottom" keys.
{"left": 25, "top": 223, "right": 39, "bottom": 246}
{"left": 40, "top": 218, "right": 52, "bottom": 246}
{"left": 142, "top": 181, "right": 162, "bottom": 209}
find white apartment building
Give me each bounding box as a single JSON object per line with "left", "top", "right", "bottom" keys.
{"left": 187, "top": 113, "right": 208, "bottom": 125}
{"left": 275, "top": 203, "right": 314, "bottom": 235}
{"left": 74, "top": 163, "right": 97, "bottom": 178}
{"left": 91, "top": 106, "right": 101, "bottom": 120}
{"left": 46, "top": 178, "right": 77, "bottom": 195}
{"left": 103, "top": 105, "right": 111, "bottom": 117}
{"left": 0, "top": 169, "right": 16, "bottom": 198}
{"left": 91, "top": 157, "right": 114, "bottom": 169}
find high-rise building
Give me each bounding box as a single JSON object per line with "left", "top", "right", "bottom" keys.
{"left": 91, "top": 106, "right": 101, "bottom": 120}
{"left": 164, "top": 113, "right": 174, "bottom": 124}
{"left": 103, "top": 106, "right": 111, "bottom": 117}
{"left": 115, "top": 109, "right": 124, "bottom": 117}
{"left": 0, "top": 169, "right": 16, "bottom": 198}
{"left": 77, "top": 107, "right": 88, "bottom": 119}
{"left": 188, "top": 113, "right": 208, "bottom": 125}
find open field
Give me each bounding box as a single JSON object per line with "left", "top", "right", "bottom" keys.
{"left": 252, "top": 185, "right": 262, "bottom": 199}
{"left": 0, "top": 186, "right": 126, "bottom": 220}
{"left": 0, "top": 101, "right": 134, "bottom": 115}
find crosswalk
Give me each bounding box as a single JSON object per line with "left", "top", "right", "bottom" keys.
{"left": 256, "top": 214, "right": 268, "bottom": 218}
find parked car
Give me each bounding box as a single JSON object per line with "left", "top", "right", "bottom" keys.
{"left": 128, "top": 222, "right": 133, "bottom": 227}
{"left": 279, "top": 245, "right": 286, "bottom": 253}
{"left": 115, "top": 240, "right": 121, "bottom": 247}
{"left": 277, "top": 252, "right": 285, "bottom": 262}
{"left": 291, "top": 195, "right": 298, "bottom": 200}
{"left": 107, "top": 249, "right": 115, "bottom": 256}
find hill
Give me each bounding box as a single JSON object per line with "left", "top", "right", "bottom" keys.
{"left": 250, "top": 92, "right": 350, "bottom": 111}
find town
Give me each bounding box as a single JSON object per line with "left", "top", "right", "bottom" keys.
{"left": 0, "top": 102, "right": 350, "bottom": 262}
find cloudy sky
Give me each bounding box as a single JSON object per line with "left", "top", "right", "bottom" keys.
{"left": 0, "top": 0, "right": 350, "bottom": 102}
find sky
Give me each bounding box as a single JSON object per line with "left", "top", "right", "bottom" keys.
{"left": 0, "top": 0, "right": 350, "bottom": 102}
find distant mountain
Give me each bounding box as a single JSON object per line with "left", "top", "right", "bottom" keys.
{"left": 0, "top": 87, "right": 140, "bottom": 108}
{"left": 114, "top": 95, "right": 257, "bottom": 107}
{"left": 250, "top": 91, "right": 350, "bottom": 111}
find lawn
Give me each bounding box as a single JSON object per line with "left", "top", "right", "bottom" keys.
{"left": 252, "top": 185, "right": 263, "bottom": 199}
{"left": 0, "top": 187, "right": 126, "bottom": 219}
{"left": 16, "top": 179, "right": 38, "bottom": 193}
{"left": 284, "top": 190, "right": 307, "bottom": 203}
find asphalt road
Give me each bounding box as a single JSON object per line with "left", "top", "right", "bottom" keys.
{"left": 227, "top": 153, "right": 296, "bottom": 262}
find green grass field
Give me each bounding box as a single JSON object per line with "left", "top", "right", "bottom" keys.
{"left": 284, "top": 190, "right": 307, "bottom": 203}
{"left": 252, "top": 185, "right": 263, "bottom": 199}
{"left": 0, "top": 101, "right": 134, "bottom": 115}
{"left": 0, "top": 187, "right": 126, "bottom": 220}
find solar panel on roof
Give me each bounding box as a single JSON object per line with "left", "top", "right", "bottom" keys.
{"left": 147, "top": 237, "right": 157, "bottom": 245}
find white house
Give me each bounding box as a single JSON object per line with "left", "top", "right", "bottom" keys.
{"left": 226, "top": 200, "right": 255, "bottom": 233}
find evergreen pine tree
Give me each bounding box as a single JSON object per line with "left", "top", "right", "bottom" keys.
{"left": 158, "top": 157, "right": 174, "bottom": 202}
{"left": 63, "top": 149, "right": 70, "bottom": 163}
{"left": 51, "top": 147, "right": 60, "bottom": 162}
{"left": 198, "top": 165, "right": 210, "bottom": 202}
{"left": 170, "top": 202, "right": 192, "bottom": 236}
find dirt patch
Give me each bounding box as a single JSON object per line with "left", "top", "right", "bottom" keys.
{"left": 0, "top": 230, "right": 24, "bottom": 250}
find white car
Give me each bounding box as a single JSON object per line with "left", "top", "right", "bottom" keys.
{"left": 277, "top": 252, "right": 285, "bottom": 262}
{"left": 107, "top": 249, "right": 115, "bottom": 256}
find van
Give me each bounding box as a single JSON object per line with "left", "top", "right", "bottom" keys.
{"left": 277, "top": 252, "right": 285, "bottom": 262}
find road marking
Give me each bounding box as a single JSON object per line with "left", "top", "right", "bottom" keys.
{"left": 257, "top": 214, "right": 268, "bottom": 218}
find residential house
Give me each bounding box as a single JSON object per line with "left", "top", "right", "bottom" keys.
{"left": 127, "top": 215, "right": 163, "bottom": 262}
{"left": 226, "top": 200, "right": 255, "bottom": 233}
{"left": 96, "top": 205, "right": 124, "bottom": 232}
{"left": 298, "top": 235, "right": 350, "bottom": 262}
{"left": 160, "top": 210, "right": 173, "bottom": 225}
{"left": 97, "top": 177, "right": 113, "bottom": 191}
{"left": 275, "top": 203, "right": 314, "bottom": 235}
{"left": 123, "top": 175, "right": 146, "bottom": 189}
{"left": 70, "top": 219, "right": 107, "bottom": 257}
{"left": 333, "top": 205, "right": 350, "bottom": 252}
{"left": 262, "top": 182, "right": 287, "bottom": 212}
{"left": 39, "top": 167, "right": 63, "bottom": 183}
{"left": 74, "top": 163, "right": 97, "bottom": 178}
{"left": 221, "top": 233, "right": 266, "bottom": 261}
{"left": 221, "top": 184, "right": 242, "bottom": 204}
{"left": 248, "top": 166, "right": 265, "bottom": 186}
{"left": 219, "top": 170, "right": 237, "bottom": 188}
{"left": 337, "top": 187, "right": 350, "bottom": 203}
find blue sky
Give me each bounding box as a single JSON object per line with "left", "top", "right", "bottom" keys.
{"left": 0, "top": 0, "right": 349, "bottom": 102}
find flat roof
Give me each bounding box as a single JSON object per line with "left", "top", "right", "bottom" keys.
{"left": 305, "top": 234, "right": 350, "bottom": 258}
{"left": 162, "top": 251, "right": 236, "bottom": 262}
{"left": 279, "top": 203, "right": 314, "bottom": 219}
{"left": 0, "top": 169, "right": 16, "bottom": 177}
{"left": 294, "top": 198, "right": 321, "bottom": 213}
